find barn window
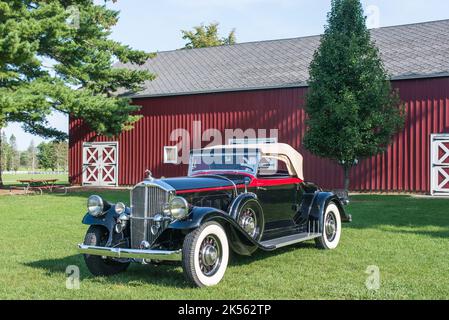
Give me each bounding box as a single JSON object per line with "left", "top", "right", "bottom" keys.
{"left": 163, "top": 146, "right": 178, "bottom": 164}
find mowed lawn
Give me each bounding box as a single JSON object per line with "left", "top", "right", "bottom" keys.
{"left": 0, "top": 191, "right": 449, "bottom": 300}
{"left": 2, "top": 173, "right": 69, "bottom": 186}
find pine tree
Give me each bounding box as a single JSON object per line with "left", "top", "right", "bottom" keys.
{"left": 0, "top": 131, "right": 9, "bottom": 174}
{"left": 303, "top": 0, "right": 405, "bottom": 191}
{"left": 37, "top": 142, "right": 57, "bottom": 171}
{"left": 27, "top": 140, "right": 37, "bottom": 172}
{"left": 19, "top": 150, "right": 29, "bottom": 169}
{"left": 9, "top": 134, "right": 19, "bottom": 172}
{"left": 0, "top": 0, "right": 155, "bottom": 186}
{"left": 53, "top": 140, "right": 68, "bottom": 172}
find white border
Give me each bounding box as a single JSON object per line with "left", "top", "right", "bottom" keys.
{"left": 163, "top": 146, "right": 178, "bottom": 164}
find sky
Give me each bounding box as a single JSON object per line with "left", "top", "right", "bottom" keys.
{"left": 4, "top": 0, "right": 449, "bottom": 150}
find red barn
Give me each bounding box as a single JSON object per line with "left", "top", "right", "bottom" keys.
{"left": 69, "top": 20, "right": 449, "bottom": 194}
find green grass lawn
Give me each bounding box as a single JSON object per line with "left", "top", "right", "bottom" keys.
{"left": 2, "top": 173, "right": 68, "bottom": 186}
{"left": 0, "top": 191, "right": 448, "bottom": 300}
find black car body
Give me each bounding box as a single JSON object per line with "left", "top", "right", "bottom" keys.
{"left": 78, "top": 143, "right": 351, "bottom": 287}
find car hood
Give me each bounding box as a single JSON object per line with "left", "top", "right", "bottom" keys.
{"left": 160, "top": 174, "right": 248, "bottom": 192}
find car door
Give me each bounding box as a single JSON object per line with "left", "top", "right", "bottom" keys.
{"left": 255, "top": 157, "right": 300, "bottom": 237}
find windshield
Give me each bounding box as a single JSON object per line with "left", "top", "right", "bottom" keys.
{"left": 188, "top": 148, "right": 260, "bottom": 176}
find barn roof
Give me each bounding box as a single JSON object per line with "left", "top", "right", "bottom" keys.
{"left": 117, "top": 19, "right": 449, "bottom": 98}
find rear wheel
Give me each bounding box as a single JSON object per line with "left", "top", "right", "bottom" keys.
{"left": 315, "top": 203, "right": 342, "bottom": 250}
{"left": 83, "top": 225, "right": 130, "bottom": 276}
{"left": 182, "top": 222, "right": 229, "bottom": 287}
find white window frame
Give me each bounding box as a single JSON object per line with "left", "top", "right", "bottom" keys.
{"left": 228, "top": 137, "right": 278, "bottom": 145}
{"left": 163, "top": 146, "right": 178, "bottom": 164}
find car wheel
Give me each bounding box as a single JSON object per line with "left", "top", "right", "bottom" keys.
{"left": 236, "top": 199, "right": 264, "bottom": 242}
{"left": 315, "top": 202, "right": 342, "bottom": 250}
{"left": 83, "top": 225, "right": 130, "bottom": 276}
{"left": 182, "top": 221, "right": 229, "bottom": 287}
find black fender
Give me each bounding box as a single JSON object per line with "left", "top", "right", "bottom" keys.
{"left": 81, "top": 205, "right": 130, "bottom": 246}
{"left": 228, "top": 192, "right": 264, "bottom": 241}
{"left": 228, "top": 192, "right": 258, "bottom": 219}
{"left": 168, "top": 206, "right": 262, "bottom": 256}
{"left": 308, "top": 192, "right": 351, "bottom": 233}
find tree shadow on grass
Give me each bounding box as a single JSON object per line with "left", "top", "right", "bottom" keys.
{"left": 345, "top": 196, "right": 449, "bottom": 239}
{"left": 23, "top": 242, "right": 318, "bottom": 287}
{"left": 230, "top": 242, "right": 317, "bottom": 267}
{"left": 376, "top": 226, "right": 449, "bottom": 239}
{"left": 23, "top": 254, "right": 190, "bottom": 289}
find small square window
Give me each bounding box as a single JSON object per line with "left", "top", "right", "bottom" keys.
{"left": 164, "top": 146, "right": 178, "bottom": 164}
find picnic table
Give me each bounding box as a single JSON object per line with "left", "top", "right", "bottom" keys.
{"left": 15, "top": 179, "right": 67, "bottom": 195}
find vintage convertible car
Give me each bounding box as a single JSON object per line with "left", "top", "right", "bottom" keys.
{"left": 78, "top": 143, "right": 351, "bottom": 287}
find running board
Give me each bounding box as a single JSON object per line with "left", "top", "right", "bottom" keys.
{"left": 260, "top": 232, "right": 321, "bottom": 250}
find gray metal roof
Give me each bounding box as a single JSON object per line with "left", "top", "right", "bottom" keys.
{"left": 117, "top": 19, "right": 449, "bottom": 98}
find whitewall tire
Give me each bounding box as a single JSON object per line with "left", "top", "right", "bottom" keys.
{"left": 315, "top": 203, "right": 342, "bottom": 250}
{"left": 182, "top": 221, "right": 229, "bottom": 287}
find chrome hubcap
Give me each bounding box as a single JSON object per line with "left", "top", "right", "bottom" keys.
{"left": 199, "top": 235, "right": 221, "bottom": 276}
{"left": 325, "top": 211, "right": 337, "bottom": 242}
{"left": 239, "top": 208, "right": 257, "bottom": 238}
{"left": 202, "top": 245, "right": 218, "bottom": 266}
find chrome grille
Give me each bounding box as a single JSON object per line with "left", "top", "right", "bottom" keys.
{"left": 130, "top": 184, "right": 170, "bottom": 249}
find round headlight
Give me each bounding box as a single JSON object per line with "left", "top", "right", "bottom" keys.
{"left": 87, "top": 195, "right": 104, "bottom": 217}
{"left": 169, "top": 196, "right": 189, "bottom": 220}
{"left": 115, "top": 202, "right": 126, "bottom": 215}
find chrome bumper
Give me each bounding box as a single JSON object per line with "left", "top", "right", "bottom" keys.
{"left": 77, "top": 244, "right": 182, "bottom": 262}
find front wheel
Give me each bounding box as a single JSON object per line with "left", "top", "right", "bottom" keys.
{"left": 182, "top": 222, "right": 229, "bottom": 287}
{"left": 315, "top": 202, "right": 342, "bottom": 250}
{"left": 83, "top": 225, "right": 130, "bottom": 276}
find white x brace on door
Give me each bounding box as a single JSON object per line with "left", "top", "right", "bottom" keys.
{"left": 431, "top": 134, "right": 449, "bottom": 196}
{"left": 82, "top": 142, "right": 118, "bottom": 187}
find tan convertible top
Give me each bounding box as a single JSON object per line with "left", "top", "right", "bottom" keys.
{"left": 203, "top": 143, "right": 304, "bottom": 180}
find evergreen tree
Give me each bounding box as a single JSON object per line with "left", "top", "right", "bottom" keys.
{"left": 0, "top": 0, "right": 155, "bottom": 185}
{"left": 303, "top": 0, "right": 405, "bottom": 191}
{"left": 0, "top": 131, "right": 10, "bottom": 172}
{"left": 27, "top": 140, "right": 37, "bottom": 172}
{"left": 20, "top": 150, "right": 30, "bottom": 169}
{"left": 53, "top": 140, "right": 68, "bottom": 171}
{"left": 37, "top": 142, "right": 57, "bottom": 171}
{"left": 9, "top": 134, "right": 19, "bottom": 171}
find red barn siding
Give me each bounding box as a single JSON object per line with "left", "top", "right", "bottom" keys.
{"left": 69, "top": 77, "right": 449, "bottom": 193}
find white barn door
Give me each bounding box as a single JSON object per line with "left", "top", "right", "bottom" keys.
{"left": 431, "top": 134, "right": 449, "bottom": 195}
{"left": 82, "top": 142, "right": 119, "bottom": 187}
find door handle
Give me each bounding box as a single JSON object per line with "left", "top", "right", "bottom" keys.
{"left": 257, "top": 187, "right": 267, "bottom": 191}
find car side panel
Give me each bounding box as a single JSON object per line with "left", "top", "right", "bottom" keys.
{"left": 167, "top": 207, "right": 263, "bottom": 255}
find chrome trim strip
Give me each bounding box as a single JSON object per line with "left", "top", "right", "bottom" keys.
{"left": 130, "top": 216, "right": 172, "bottom": 221}
{"left": 77, "top": 244, "right": 182, "bottom": 261}
{"left": 143, "top": 184, "right": 148, "bottom": 244}
{"left": 136, "top": 179, "right": 176, "bottom": 192}
{"left": 273, "top": 234, "right": 321, "bottom": 248}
